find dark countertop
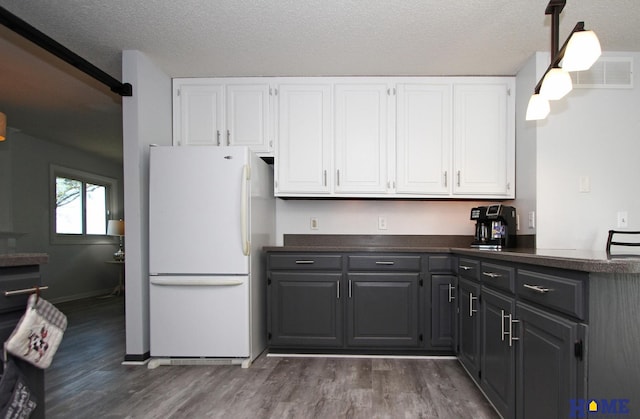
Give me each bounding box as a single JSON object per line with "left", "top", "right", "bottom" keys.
{"left": 264, "top": 235, "right": 640, "bottom": 274}
{"left": 0, "top": 253, "right": 49, "bottom": 267}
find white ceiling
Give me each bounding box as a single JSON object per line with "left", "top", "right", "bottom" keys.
{"left": 1, "top": 0, "right": 640, "bottom": 163}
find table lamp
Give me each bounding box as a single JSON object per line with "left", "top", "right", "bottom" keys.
{"left": 107, "top": 219, "right": 125, "bottom": 261}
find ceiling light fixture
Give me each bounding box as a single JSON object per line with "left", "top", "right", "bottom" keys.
{"left": 525, "top": 0, "right": 602, "bottom": 121}
{"left": 0, "top": 112, "right": 6, "bottom": 141}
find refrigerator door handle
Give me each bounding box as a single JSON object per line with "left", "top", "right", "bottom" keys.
{"left": 150, "top": 277, "right": 244, "bottom": 286}
{"left": 241, "top": 164, "right": 251, "bottom": 256}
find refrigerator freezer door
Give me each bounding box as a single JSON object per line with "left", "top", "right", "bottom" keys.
{"left": 150, "top": 275, "right": 250, "bottom": 357}
{"left": 149, "top": 146, "right": 250, "bottom": 275}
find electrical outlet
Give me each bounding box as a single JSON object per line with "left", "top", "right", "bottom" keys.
{"left": 579, "top": 176, "right": 591, "bottom": 193}
{"left": 528, "top": 211, "right": 536, "bottom": 229}
{"left": 310, "top": 217, "right": 319, "bottom": 230}
{"left": 378, "top": 216, "right": 387, "bottom": 230}
{"left": 617, "top": 211, "right": 628, "bottom": 228}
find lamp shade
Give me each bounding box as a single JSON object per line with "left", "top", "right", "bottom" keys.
{"left": 561, "top": 30, "right": 601, "bottom": 72}
{"left": 107, "top": 219, "right": 125, "bottom": 236}
{"left": 525, "top": 94, "right": 551, "bottom": 121}
{"left": 540, "top": 68, "right": 573, "bottom": 101}
{"left": 0, "top": 112, "right": 6, "bottom": 141}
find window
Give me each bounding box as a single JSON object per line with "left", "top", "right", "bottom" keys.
{"left": 51, "top": 165, "right": 118, "bottom": 243}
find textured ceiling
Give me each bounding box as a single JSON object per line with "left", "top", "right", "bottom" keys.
{"left": 1, "top": 0, "right": 639, "bottom": 162}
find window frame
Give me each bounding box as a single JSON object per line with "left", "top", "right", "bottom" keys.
{"left": 50, "top": 165, "right": 119, "bottom": 245}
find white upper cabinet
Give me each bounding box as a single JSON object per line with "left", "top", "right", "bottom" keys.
{"left": 395, "top": 83, "right": 452, "bottom": 195}
{"left": 173, "top": 82, "right": 224, "bottom": 146}
{"left": 452, "top": 81, "right": 514, "bottom": 197}
{"left": 334, "top": 83, "right": 391, "bottom": 194}
{"left": 276, "top": 83, "right": 332, "bottom": 195}
{"left": 172, "top": 79, "right": 274, "bottom": 155}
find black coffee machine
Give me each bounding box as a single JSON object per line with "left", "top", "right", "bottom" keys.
{"left": 470, "top": 204, "right": 517, "bottom": 249}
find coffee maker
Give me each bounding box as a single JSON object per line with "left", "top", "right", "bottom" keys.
{"left": 470, "top": 204, "right": 516, "bottom": 249}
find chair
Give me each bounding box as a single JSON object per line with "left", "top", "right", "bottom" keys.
{"left": 606, "top": 230, "right": 640, "bottom": 256}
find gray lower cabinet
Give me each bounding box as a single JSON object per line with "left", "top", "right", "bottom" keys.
{"left": 457, "top": 277, "right": 481, "bottom": 379}
{"left": 346, "top": 273, "right": 419, "bottom": 347}
{"left": 430, "top": 274, "right": 457, "bottom": 348}
{"left": 269, "top": 271, "right": 343, "bottom": 347}
{"left": 481, "top": 287, "right": 516, "bottom": 419}
{"left": 516, "top": 302, "right": 580, "bottom": 419}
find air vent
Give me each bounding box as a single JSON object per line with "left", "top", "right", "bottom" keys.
{"left": 570, "top": 57, "right": 633, "bottom": 88}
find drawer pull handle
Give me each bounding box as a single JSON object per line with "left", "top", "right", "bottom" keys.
{"left": 4, "top": 285, "right": 49, "bottom": 297}
{"left": 448, "top": 283, "right": 455, "bottom": 302}
{"left": 459, "top": 265, "right": 472, "bottom": 271}
{"left": 523, "top": 284, "right": 551, "bottom": 294}
{"left": 295, "top": 260, "right": 315, "bottom": 264}
{"left": 375, "top": 261, "right": 395, "bottom": 265}
{"left": 482, "top": 272, "right": 501, "bottom": 278}
{"left": 501, "top": 310, "right": 520, "bottom": 347}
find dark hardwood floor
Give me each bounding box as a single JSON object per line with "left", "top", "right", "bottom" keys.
{"left": 46, "top": 296, "right": 498, "bottom": 418}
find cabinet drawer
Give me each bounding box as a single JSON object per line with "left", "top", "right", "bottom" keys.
{"left": 516, "top": 270, "right": 585, "bottom": 319}
{"left": 458, "top": 258, "right": 480, "bottom": 281}
{"left": 269, "top": 254, "right": 343, "bottom": 270}
{"left": 480, "top": 262, "right": 515, "bottom": 293}
{"left": 428, "top": 255, "right": 457, "bottom": 273}
{"left": 347, "top": 255, "right": 421, "bottom": 271}
{"left": 0, "top": 266, "right": 43, "bottom": 314}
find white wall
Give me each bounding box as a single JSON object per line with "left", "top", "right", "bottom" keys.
{"left": 517, "top": 52, "right": 640, "bottom": 250}
{"left": 122, "top": 50, "right": 172, "bottom": 358}
{"left": 0, "top": 130, "right": 124, "bottom": 301}
{"left": 275, "top": 199, "right": 496, "bottom": 245}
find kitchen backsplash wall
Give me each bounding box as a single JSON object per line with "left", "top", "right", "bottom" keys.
{"left": 275, "top": 199, "right": 509, "bottom": 245}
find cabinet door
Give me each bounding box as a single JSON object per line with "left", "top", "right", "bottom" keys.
{"left": 269, "top": 272, "right": 343, "bottom": 347}
{"left": 458, "top": 277, "right": 481, "bottom": 380}
{"left": 226, "top": 84, "right": 272, "bottom": 153}
{"left": 346, "top": 273, "right": 419, "bottom": 347}
{"left": 516, "top": 302, "right": 579, "bottom": 419}
{"left": 481, "top": 287, "right": 516, "bottom": 419}
{"left": 453, "top": 82, "right": 513, "bottom": 196}
{"left": 173, "top": 81, "right": 224, "bottom": 146}
{"left": 276, "top": 84, "right": 332, "bottom": 195}
{"left": 335, "top": 83, "right": 390, "bottom": 194}
{"left": 430, "top": 274, "right": 457, "bottom": 348}
{"left": 396, "top": 84, "right": 452, "bottom": 195}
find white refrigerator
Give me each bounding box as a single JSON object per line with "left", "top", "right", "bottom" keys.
{"left": 148, "top": 145, "right": 275, "bottom": 368}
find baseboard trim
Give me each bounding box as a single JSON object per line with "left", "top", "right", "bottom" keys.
{"left": 267, "top": 353, "right": 457, "bottom": 360}
{"left": 124, "top": 351, "right": 150, "bottom": 364}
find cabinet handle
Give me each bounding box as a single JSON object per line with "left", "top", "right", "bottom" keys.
{"left": 348, "top": 279, "right": 352, "bottom": 298}
{"left": 510, "top": 317, "right": 520, "bottom": 347}
{"left": 4, "top": 285, "right": 49, "bottom": 297}
{"left": 375, "top": 261, "right": 395, "bottom": 265}
{"left": 444, "top": 171, "right": 448, "bottom": 187}
{"left": 523, "top": 284, "right": 551, "bottom": 294}
{"left": 216, "top": 130, "right": 221, "bottom": 146}
{"left": 337, "top": 170, "right": 340, "bottom": 186}
{"left": 323, "top": 170, "right": 327, "bottom": 187}
{"left": 227, "top": 129, "right": 231, "bottom": 146}
{"left": 469, "top": 294, "right": 477, "bottom": 317}
{"left": 459, "top": 265, "right": 472, "bottom": 271}
{"left": 457, "top": 170, "right": 461, "bottom": 187}
{"left": 295, "top": 260, "right": 315, "bottom": 264}
{"left": 482, "top": 272, "right": 502, "bottom": 279}
{"left": 448, "top": 283, "right": 455, "bottom": 302}
{"left": 501, "top": 310, "right": 507, "bottom": 342}
{"left": 337, "top": 280, "right": 340, "bottom": 299}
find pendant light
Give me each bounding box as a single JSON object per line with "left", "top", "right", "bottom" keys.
{"left": 0, "top": 112, "right": 6, "bottom": 141}
{"left": 525, "top": 0, "right": 601, "bottom": 121}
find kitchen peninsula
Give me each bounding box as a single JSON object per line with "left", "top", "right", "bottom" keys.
{"left": 0, "top": 252, "right": 48, "bottom": 419}
{"left": 265, "top": 235, "right": 640, "bottom": 419}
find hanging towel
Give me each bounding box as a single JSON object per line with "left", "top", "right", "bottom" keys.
{"left": 4, "top": 294, "right": 67, "bottom": 369}
{"left": 0, "top": 358, "right": 37, "bottom": 418}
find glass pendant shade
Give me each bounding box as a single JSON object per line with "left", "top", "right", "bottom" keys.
{"left": 561, "top": 30, "right": 602, "bottom": 72}
{"left": 540, "top": 68, "right": 573, "bottom": 100}
{"left": 525, "top": 94, "right": 551, "bottom": 121}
